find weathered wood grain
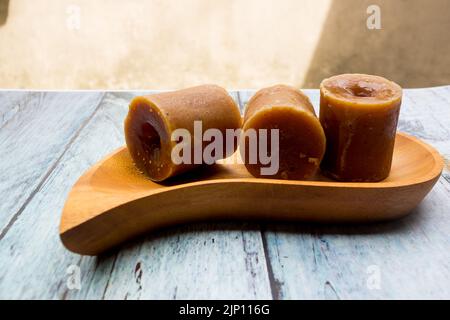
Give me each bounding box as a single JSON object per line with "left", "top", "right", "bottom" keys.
{"left": 0, "top": 92, "right": 124, "bottom": 299}
{"left": 0, "top": 91, "right": 103, "bottom": 248}
{"left": 0, "top": 87, "right": 448, "bottom": 299}
{"left": 0, "top": 91, "right": 272, "bottom": 299}
{"left": 240, "top": 87, "right": 450, "bottom": 299}
{"left": 0, "top": 92, "right": 104, "bottom": 238}
{"left": 0, "top": 92, "right": 29, "bottom": 128}
{"left": 80, "top": 223, "right": 271, "bottom": 300}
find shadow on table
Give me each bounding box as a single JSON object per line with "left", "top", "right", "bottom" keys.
{"left": 302, "top": 0, "right": 450, "bottom": 88}
{"left": 94, "top": 202, "right": 425, "bottom": 264}
{"left": 0, "top": 0, "right": 9, "bottom": 27}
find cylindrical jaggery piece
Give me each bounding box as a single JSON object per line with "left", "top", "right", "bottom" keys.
{"left": 124, "top": 85, "right": 242, "bottom": 181}
{"left": 241, "top": 84, "right": 326, "bottom": 180}
{"left": 319, "top": 74, "right": 402, "bottom": 182}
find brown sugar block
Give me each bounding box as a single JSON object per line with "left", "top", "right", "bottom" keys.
{"left": 320, "top": 74, "right": 402, "bottom": 182}
{"left": 124, "top": 85, "right": 242, "bottom": 181}
{"left": 241, "top": 85, "right": 326, "bottom": 180}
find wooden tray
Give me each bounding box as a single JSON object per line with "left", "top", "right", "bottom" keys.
{"left": 60, "top": 132, "right": 443, "bottom": 255}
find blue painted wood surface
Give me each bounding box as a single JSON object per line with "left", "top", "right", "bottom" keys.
{"left": 0, "top": 87, "right": 449, "bottom": 299}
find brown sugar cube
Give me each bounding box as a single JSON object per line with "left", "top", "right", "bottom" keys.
{"left": 125, "top": 85, "right": 242, "bottom": 181}
{"left": 320, "top": 74, "right": 402, "bottom": 182}
{"left": 241, "top": 85, "right": 326, "bottom": 180}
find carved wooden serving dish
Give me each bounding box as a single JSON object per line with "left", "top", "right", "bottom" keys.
{"left": 60, "top": 132, "right": 443, "bottom": 255}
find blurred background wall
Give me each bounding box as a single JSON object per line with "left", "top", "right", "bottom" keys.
{"left": 0, "top": 0, "right": 449, "bottom": 89}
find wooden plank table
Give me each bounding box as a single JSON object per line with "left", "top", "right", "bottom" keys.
{"left": 0, "top": 87, "right": 449, "bottom": 299}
